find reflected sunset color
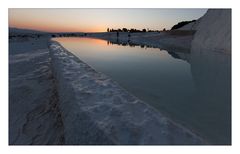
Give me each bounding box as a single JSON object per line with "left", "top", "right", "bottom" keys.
{"left": 53, "top": 37, "right": 231, "bottom": 144}
{"left": 8, "top": 8, "right": 231, "bottom": 145}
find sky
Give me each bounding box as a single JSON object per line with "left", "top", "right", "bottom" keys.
{"left": 9, "top": 9, "right": 207, "bottom": 33}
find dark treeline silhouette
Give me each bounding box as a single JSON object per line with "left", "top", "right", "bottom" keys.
{"left": 107, "top": 28, "right": 161, "bottom": 33}
{"left": 171, "top": 20, "right": 196, "bottom": 30}
{"left": 51, "top": 33, "right": 86, "bottom": 38}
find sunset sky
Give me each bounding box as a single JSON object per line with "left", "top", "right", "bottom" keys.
{"left": 9, "top": 9, "right": 207, "bottom": 32}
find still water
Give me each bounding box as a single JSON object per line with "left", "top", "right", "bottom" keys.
{"left": 53, "top": 37, "right": 231, "bottom": 144}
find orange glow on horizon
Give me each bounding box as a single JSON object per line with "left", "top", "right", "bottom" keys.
{"left": 9, "top": 20, "right": 106, "bottom": 33}
{"left": 9, "top": 9, "right": 207, "bottom": 33}
{"left": 9, "top": 11, "right": 107, "bottom": 32}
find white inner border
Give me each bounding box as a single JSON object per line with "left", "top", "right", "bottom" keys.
{"left": 1, "top": 0, "right": 239, "bottom": 154}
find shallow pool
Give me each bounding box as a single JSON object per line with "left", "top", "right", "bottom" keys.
{"left": 53, "top": 37, "right": 231, "bottom": 144}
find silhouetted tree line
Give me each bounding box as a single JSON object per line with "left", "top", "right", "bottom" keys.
{"left": 107, "top": 28, "right": 161, "bottom": 33}
{"left": 51, "top": 33, "right": 86, "bottom": 38}
{"left": 171, "top": 20, "right": 196, "bottom": 30}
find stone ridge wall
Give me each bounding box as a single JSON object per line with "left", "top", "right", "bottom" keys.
{"left": 49, "top": 41, "right": 204, "bottom": 145}
{"left": 191, "top": 9, "right": 231, "bottom": 53}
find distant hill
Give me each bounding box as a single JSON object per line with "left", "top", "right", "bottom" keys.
{"left": 171, "top": 20, "right": 196, "bottom": 30}
{"left": 9, "top": 27, "right": 48, "bottom": 34}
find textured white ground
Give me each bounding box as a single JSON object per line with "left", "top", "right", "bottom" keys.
{"left": 9, "top": 37, "right": 64, "bottom": 145}
{"left": 49, "top": 41, "right": 204, "bottom": 144}
{"left": 9, "top": 36, "right": 204, "bottom": 145}
{"left": 9, "top": 9, "right": 231, "bottom": 145}
{"left": 191, "top": 9, "right": 231, "bottom": 53}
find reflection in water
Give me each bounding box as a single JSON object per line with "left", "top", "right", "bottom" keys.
{"left": 53, "top": 37, "right": 231, "bottom": 144}
{"left": 108, "top": 38, "right": 231, "bottom": 144}
{"left": 107, "top": 39, "right": 190, "bottom": 62}
{"left": 107, "top": 39, "right": 156, "bottom": 49}
{"left": 189, "top": 48, "right": 231, "bottom": 144}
